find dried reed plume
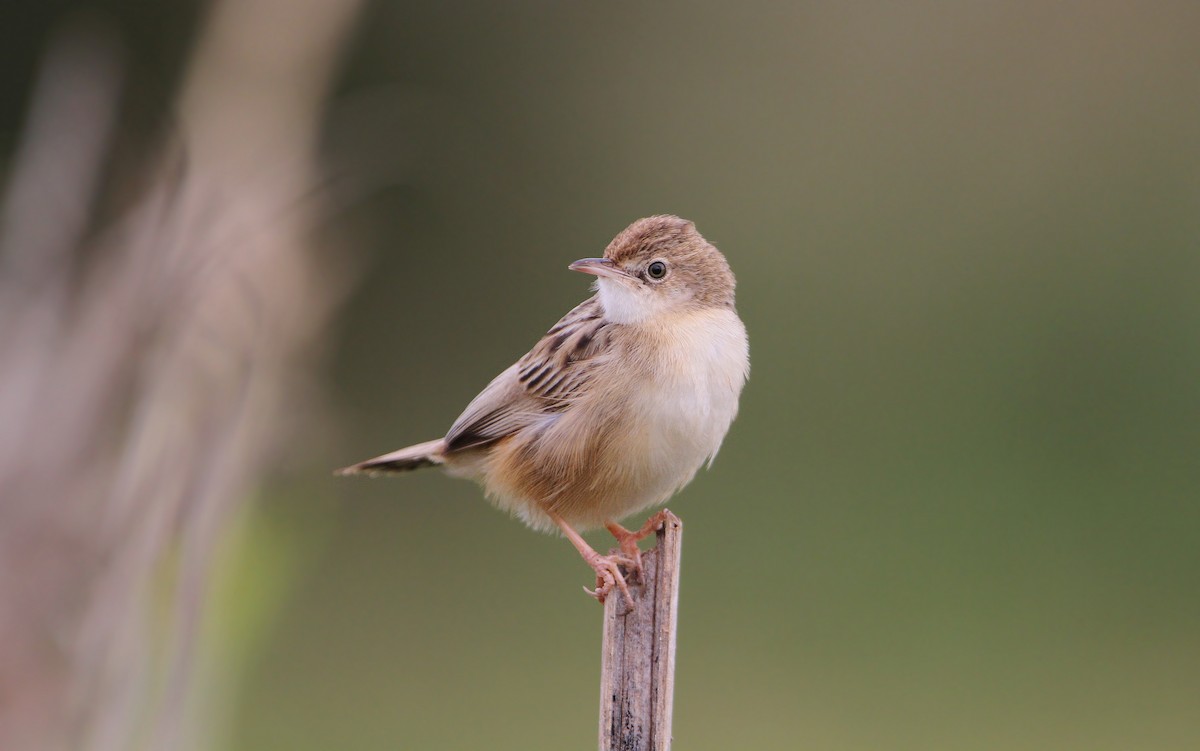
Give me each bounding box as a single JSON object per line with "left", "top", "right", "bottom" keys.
{"left": 0, "top": 1, "right": 364, "bottom": 749}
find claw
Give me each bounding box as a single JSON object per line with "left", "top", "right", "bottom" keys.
{"left": 545, "top": 508, "right": 638, "bottom": 610}
{"left": 605, "top": 510, "right": 669, "bottom": 585}
{"left": 584, "top": 552, "right": 635, "bottom": 609}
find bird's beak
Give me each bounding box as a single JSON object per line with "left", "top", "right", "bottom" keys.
{"left": 568, "top": 257, "right": 628, "bottom": 280}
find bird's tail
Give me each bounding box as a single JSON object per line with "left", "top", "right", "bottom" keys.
{"left": 336, "top": 438, "right": 447, "bottom": 476}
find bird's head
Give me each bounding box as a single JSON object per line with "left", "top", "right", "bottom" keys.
{"left": 569, "top": 215, "right": 735, "bottom": 324}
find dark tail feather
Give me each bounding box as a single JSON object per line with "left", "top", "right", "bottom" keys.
{"left": 336, "top": 438, "right": 446, "bottom": 476}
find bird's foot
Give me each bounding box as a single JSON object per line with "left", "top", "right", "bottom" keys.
{"left": 604, "top": 510, "right": 670, "bottom": 584}
{"left": 545, "top": 508, "right": 639, "bottom": 610}
{"left": 582, "top": 551, "right": 637, "bottom": 609}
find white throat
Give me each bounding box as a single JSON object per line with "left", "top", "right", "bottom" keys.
{"left": 596, "top": 278, "right": 673, "bottom": 324}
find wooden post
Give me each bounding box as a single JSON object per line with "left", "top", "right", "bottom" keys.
{"left": 599, "top": 510, "right": 683, "bottom": 751}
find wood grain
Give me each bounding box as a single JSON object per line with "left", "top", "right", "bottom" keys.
{"left": 599, "top": 510, "right": 682, "bottom": 751}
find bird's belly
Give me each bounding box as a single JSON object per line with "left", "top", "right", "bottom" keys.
{"left": 639, "top": 308, "right": 747, "bottom": 463}
{"left": 623, "top": 364, "right": 740, "bottom": 487}
{"left": 476, "top": 308, "right": 748, "bottom": 533}
{"left": 570, "top": 310, "right": 748, "bottom": 526}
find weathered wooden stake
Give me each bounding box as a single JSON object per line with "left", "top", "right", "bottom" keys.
{"left": 599, "top": 510, "right": 683, "bottom": 751}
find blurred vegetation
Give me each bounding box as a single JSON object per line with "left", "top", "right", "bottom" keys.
{"left": 4, "top": 2, "right": 1199, "bottom": 750}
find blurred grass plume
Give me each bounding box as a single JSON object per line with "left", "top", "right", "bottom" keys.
{"left": 0, "top": 1, "right": 363, "bottom": 749}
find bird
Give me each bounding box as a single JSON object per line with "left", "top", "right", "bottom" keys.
{"left": 338, "top": 215, "right": 749, "bottom": 608}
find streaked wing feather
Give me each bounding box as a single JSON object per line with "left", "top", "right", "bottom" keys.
{"left": 444, "top": 296, "right": 611, "bottom": 452}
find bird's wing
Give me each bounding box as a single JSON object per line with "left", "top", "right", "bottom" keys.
{"left": 443, "top": 296, "right": 613, "bottom": 452}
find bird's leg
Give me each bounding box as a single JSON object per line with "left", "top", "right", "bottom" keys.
{"left": 547, "top": 510, "right": 636, "bottom": 609}
{"left": 605, "top": 510, "right": 671, "bottom": 584}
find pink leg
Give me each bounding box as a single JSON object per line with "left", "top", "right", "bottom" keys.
{"left": 604, "top": 510, "right": 671, "bottom": 583}
{"left": 547, "top": 509, "right": 637, "bottom": 609}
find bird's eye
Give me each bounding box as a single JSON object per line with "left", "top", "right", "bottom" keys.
{"left": 646, "top": 261, "right": 668, "bottom": 280}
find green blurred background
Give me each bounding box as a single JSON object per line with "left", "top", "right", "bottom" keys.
{"left": 5, "top": 2, "right": 1199, "bottom": 749}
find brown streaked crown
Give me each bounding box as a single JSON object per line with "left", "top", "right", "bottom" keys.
{"left": 602, "top": 215, "right": 736, "bottom": 309}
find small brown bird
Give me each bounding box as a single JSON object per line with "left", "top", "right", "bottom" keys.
{"left": 339, "top": 216, "right": 749, "bottom": 606}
